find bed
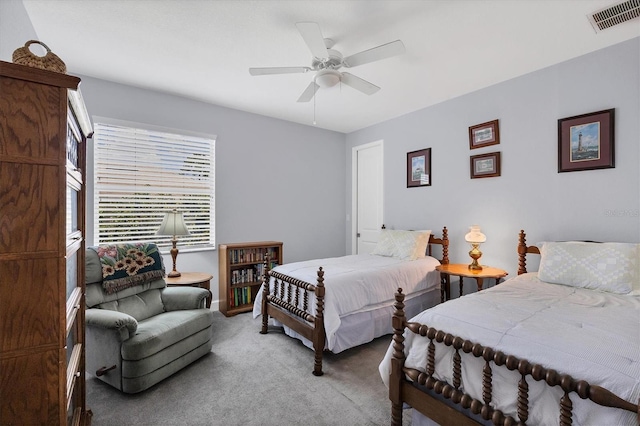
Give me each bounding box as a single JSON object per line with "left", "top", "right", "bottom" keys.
{"left": 380, "top": 230, "right": 640, "bottom": 425}
{"left": 253, "top": 227, "right": 449, "bottom": 376}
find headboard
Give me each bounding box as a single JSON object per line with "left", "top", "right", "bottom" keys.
{"left": 428, "top": 226, "right": 449, "bottom": 265}
{"left": 517, "top": 229, "right": 540, "bottom": 275}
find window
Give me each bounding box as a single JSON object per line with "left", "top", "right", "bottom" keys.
{"left": 93, "top": 120, "right": 215, "bottom": 250}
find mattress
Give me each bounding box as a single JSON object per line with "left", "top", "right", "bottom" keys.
{"left": 253, "top": 253, "right": 442, "bottom": 352}
{"left": 379, "top": 272, "right": 640, "bottom": 425}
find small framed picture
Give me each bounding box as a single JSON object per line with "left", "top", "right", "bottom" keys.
{"left": 557, "top": 109, "right": 614, "bottom": 173}
{"left": 470, "top": 152, "right": 501, "bottom": 179}
{"left": 469, "top": 119, "right": 500, "bottom": 149}
{"left": 407, "top": 148, "right": 431, "bottom": 188}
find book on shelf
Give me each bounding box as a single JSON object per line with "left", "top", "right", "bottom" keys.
{"left": 229, "top": 247, "right": 279, "bottom": 265}
{"left": 229, "top": 286, "right": 253, "bottom": 306}
{"left": 231, "top": 267, "right": 261, "bottom": 284}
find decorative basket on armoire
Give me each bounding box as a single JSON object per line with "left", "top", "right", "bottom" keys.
{"left": 12, "top": 39, "right": 66, "bottom": 73}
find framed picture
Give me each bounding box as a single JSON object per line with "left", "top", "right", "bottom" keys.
{"left": 470, "top": 151, "right": 501, "bottom": 179}
{"left": 407, "top": 148, "right": 431, "bottom": 188}
{"left": 469, "top": 119, "right": 500, "bottom": 149}
{"left": 557, "top": 109, "right": 615, "bottom": 173}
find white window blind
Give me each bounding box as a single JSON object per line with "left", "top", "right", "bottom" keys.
{"left": 93, "top": 121, "right": 215, "bottom": 249}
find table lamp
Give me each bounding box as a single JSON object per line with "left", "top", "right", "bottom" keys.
{"left": 156, "top": 209, "right": 190, "bottom": 277}
{"left": 465, "top": 225, "right": 486, "bottom": 270}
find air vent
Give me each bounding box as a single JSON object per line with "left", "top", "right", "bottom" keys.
{"left": 588, "top": 0, "right": 640, "bottom": 32}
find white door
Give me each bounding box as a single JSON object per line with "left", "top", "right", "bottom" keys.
{"left": 352, "top": 141, "right": 383, "bottom": 254}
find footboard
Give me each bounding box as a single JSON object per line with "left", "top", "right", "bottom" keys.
{"left": 389, "top": 289, "right": 640, "bottom": 426}
{"left": 260, "top": 264, "right": 326, "bottom": 376}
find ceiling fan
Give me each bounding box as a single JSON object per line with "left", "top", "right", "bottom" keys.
{"left": 249, "top": 22, "right": 406, "bottom": 102}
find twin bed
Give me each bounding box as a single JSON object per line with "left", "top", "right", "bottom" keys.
{"left": 253, "top": 226, "right": 639, "bottom": 424}
{"left": 380, "top": 230, "right": 640, "bottom": 425}
{"left": 253, "top": 227, "right": 449, "bottom": 376}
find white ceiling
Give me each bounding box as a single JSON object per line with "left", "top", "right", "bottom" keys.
{"left": 22, "top": 0, "right": 640, "bottom": 134}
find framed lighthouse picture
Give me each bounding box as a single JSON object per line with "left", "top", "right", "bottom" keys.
{"left": 558, "top": 109, "right": 615, "bottom": 173}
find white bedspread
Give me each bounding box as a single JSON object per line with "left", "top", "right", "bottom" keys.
{"left": 253, "top": 253, "right": 441, "bottom": 352}
{"left": 379, "top": 273, "right": 640, "bottom": 426}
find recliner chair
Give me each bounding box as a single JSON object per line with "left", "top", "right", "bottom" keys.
{"left": 85, "top": 244, "right": 214, "bottom": 393}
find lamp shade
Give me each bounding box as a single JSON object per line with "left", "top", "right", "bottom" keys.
{"left": 464, "top": 225, "right": 486, "bottom": 244}
{"left": 156, "top": 209, "right": 190, "bottom": 237}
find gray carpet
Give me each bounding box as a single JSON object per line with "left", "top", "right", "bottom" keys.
{"left": 86, "top": 311, "right": 413, "bottom": 425}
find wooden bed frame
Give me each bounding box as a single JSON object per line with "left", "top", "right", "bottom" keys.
{"left": 388, "top": 230, "right": 640, "bottom": 425}
{"left": 260, "top": 227, "right": 449, "bottom": 376}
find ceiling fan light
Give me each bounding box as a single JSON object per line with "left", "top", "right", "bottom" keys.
{"left": 315, "top": 69, "right": 341, "bottom": 88}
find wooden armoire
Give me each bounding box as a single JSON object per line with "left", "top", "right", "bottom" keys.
{"left": 0, "top": 60, "right": 93, "bottom": 424}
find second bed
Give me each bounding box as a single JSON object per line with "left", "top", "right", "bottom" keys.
{"left": 253, "top": 227, "right": 449, "bottom": 375}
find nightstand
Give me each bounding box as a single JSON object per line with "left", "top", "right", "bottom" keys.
{"left": 436, "top": 264, "right": 508, "bottom": 300}
{"left": 166, "top": 272, "right": 213, "bottom": 308}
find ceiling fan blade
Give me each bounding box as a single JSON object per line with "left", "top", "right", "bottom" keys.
{"left": 343, "top": 40, "right": 406, "bottom": 68}
{"left": 297, "top": 81, "right": 320, "bottom": 102}
{"left": 249, "top": 66, "right": 311, "bottom": 76}
{"left": 296, "top": 22, "right": 329, "bottom": 60}
{"left": 340, "top": 72, "right": 380, "bottom": 95}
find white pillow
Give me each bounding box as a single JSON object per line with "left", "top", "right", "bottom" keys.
{"left": 538, "top": 241, "right": 638, "bottom": 294}
{"left": 371, "top": 229, "right": 432, "bottom": 261}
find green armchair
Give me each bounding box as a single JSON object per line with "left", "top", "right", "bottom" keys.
{"left": 85, "top": 244, "right": 214, "bottom": 393}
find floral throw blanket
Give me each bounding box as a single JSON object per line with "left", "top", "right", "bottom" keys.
{"left": 89, "top": 243, "right": 165, "bottom": 294}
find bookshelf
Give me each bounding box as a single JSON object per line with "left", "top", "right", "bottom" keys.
{"left": 218, "top": 241, "right": 283, "bottom": 316}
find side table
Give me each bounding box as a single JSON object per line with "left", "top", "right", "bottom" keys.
{"left": 166, "top": 272, "right": 213, "bottom": 308}
{"left": 436, "top": 264, "right": 507, "bottom": 300}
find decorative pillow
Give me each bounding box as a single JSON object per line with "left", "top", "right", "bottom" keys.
{"left": 89, "top": 243, "right": 165, "bottom": 294}
{"left": 538, "top": 241, "right": 638, "bottom": 294}
{"left": 371, "top": 229, "right": 432, "bottom": 261}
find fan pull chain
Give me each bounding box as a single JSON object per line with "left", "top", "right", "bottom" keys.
{"left": 313, "top": 90, "right": 317, "bottom": 125}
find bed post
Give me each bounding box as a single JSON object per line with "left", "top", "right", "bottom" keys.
{"left": 312, "top": 267, "right": 325, "bottom": 376}
{"left": 260, "top": 254, "right": 271, "bottom": 334}
{"left": 390, "top": 288, "right": 406, "bottom": 426}
{"left": 441, "top": 226, "right": 449, "bottom": 265}
{"left": 517, "top": 230, "right": 528, "bottom": 275}
{"left": 439, "top": 227, "right": 450, "bottom": 303}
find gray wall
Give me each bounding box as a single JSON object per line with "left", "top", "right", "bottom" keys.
{"left": 346, "top": 37, "right": 640, "bottom": 293}
{"left": 77, "top": 77, "right": 346, "bottom": 309}
{"left": 0, "top": 0, "right": 37, "bottom": 58}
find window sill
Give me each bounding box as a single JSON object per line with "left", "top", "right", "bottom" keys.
{"left": 159, "top": 245, "right": 216, "bottom": 255}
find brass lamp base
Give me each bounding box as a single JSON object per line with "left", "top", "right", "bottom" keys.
{"left": 168, "top": 238, "right": 182, "bottom": 278}
{"left": 468, "top": 243, "right": 483, "bottom": 270}
{"left": 468, "top": 262, "right": 483, "bottom": 271}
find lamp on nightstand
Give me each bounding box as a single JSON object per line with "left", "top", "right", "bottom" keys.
{"left": 156, "top": 209, "right": 190, "bottom": 278}
{"left": 465, "top": 225, "right": 486, "bottom": 271}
